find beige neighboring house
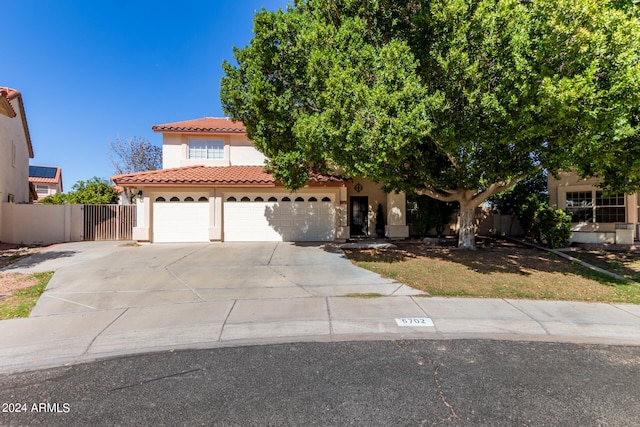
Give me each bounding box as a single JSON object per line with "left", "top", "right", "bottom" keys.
{"left": 548, "top": 171, "right": 638, "bottom": 244}
{"left": 112, "top": 117, "right": 409, "bottom": 243}
{"left": 29, "top": 165, "right": 63, "bottom": 202}
{"left": 0, "top": 87, "right": 34, "bottom": 204}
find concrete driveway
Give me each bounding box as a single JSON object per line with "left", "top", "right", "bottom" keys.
{"left": 3, "top": 241, "right": 640, "bottom": 373}
{"left": 5, "top": 241, "right": 417, "bottom": 317}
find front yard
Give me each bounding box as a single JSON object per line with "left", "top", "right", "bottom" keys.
{"left": 568, "top": 250, "right": 640, "bottom": 283}
{"left": 0, "top": 243, "right": 53, "bottom": 319}
{"left": 344, "top": 238, "right": 640, "bottom": 304}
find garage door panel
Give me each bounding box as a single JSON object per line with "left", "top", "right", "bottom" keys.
{"left": 153, "top": 202, "right": 210, "bottom": 243}
{"left": 224, "top": 200, "right": 334, "bottom": 242}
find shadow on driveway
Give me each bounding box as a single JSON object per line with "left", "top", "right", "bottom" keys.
{"left": 0, "top": 251, "right": 78, "bottom": 272}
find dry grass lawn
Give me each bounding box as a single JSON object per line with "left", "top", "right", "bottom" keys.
{"left": 569, "top": 250, "right": 640, "bottom": 282}
{"left": 344, "top": 238, "right": 640, "bottom": 304}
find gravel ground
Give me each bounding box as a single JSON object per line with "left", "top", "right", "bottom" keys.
{"left": 0, "top": 244, "right": 47, "bottom": 294}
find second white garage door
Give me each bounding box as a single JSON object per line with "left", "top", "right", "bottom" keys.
{"left": 224, "top": 195, "right": 335, "bottom": 242}
{"left": 153, "top": 195, "right": 210, "bottom": 243}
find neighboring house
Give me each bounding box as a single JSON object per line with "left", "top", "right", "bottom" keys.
{"left": 548, "top": 171, "right": 638, "bottom": 244}
{"left": 112, "top": 117, "right": 409, "bottom": 243}
{"left": 115, "top": 186, "right": 131, "bottom": 205}
{"left": 0, "top": 87, "right": 34, "bottom": 204}
{"left": 29, "top": 165, "right": 63, "bottom": 202}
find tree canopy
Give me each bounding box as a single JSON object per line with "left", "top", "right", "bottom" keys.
{"left": 109, "top": 136, "right": 162, "bottom": 176}
{"left": 221, "top": 0, "right": 640, "bottom": 248}
{"left": 40, "top": 177, "right": 119, "bottom": 205}
{"left": 109, "top": 136, "right": 162, "bottom": 203}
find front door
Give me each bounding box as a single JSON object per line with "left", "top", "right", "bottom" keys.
{"left": 350, "top": 196, "right": 368, "bottom": 236}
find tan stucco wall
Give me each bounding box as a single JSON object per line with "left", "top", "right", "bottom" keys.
{"left": 345, "top": 178, "right": 409, "bottom": 238}
{"left": 161, "top": 133, "right": 266, "bottom": 169}
{"left": 347, "top": 178, "right": 386, "bottom": 236}
{"left": 0, "top": 98, "right": 31, "bottom": 203}
{"left": 0, "top": 203, "right": 83, "bottom": 244}
{"left": 161, "top": 134, "right": 183, "bottom": 169}
{"left": 548, "top": 170, "right": 638, "bottom": 241}
{"left": 548, "top": 171, "right": 601, "bottom": 208}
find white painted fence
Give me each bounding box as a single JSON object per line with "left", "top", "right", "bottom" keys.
{"left": 0, "top": 203, "right": 136, "bottom": 245}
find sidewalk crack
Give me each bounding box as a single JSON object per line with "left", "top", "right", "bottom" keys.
{"left": 609, "top": 303, "right": 640, "bottom": 320}
{"left": 504, "top": 299, "right": 552, "bottom": 336}
{"left": 325, "top": 297, "right": 334, "bottom": 337}
{"left": 218, "top": 299, "right": 237, "bottom": 342}
{"left": 81, "top": 308, "right": 128, "bottom": 358}
{"left": 39, "top": 294, "right": 99, "bottom": 311}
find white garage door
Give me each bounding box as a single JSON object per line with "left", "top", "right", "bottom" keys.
{"left": 153, "top": 195, "right": 210, "bottom": 243}
{"left": 224, "top": 195, "right": 335, "bottom": 242}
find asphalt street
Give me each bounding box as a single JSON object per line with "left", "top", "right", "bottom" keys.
{"left": 1, "top": 339, "right": 639, "bottom": 426}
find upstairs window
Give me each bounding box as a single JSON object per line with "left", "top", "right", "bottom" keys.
{"left": 36, "top": 185, "right": 49, "bottom": 197}
{"left": 188, "top": 139, "right": 224, "bottom": 160}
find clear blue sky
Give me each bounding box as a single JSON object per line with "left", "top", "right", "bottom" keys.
{"left": 4, "top": 0, "right": 289, "bottom": 190}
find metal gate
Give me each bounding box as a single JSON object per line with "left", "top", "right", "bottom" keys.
{"left": 83, "top": 204, "right": 136, "bottom": 241}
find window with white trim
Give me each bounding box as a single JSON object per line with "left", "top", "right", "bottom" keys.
{"left": 35, "top": 185, "right": 49, "bottom": 197}
{"left": 565, "top": 191, "right": 625, "bottom": 223}
{"left": 188, "top": 139, "right": 224, "bottom": 160}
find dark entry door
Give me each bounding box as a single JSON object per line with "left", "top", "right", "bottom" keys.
{"left": 350, "top": 197, "right": 369, "bottom": 236}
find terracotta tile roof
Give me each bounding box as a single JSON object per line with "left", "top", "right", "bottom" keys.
{"left": 0, "top": 87, "right": 19, "bottom": 118}
{"left": 29, "top": 166, "right": 63, "bottom": 187}
{"left": 152, "top": 117, "right": 246, "bottom": 134}
{"left": 112, "top": 166, "right": 345, "bottom": 187}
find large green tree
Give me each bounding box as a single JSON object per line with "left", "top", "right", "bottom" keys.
{"left": 221, "top": 0, "right": 640, "bottom": 249}
{"left": 40, "top": 177, "right": 119, "bottom": 205}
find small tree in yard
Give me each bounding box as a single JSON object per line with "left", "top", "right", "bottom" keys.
{"left": 536, "top": 207, "right": 572, "bottom": 249}
{"left": 40, "top": 177, "right": 118, "bottom": 205}
{"left": 221, "top": 0, "right": 640, "bottom": 249}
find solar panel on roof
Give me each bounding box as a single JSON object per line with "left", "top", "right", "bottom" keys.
{"left": 29, "top": 166, "right": 57, "bottom": 179}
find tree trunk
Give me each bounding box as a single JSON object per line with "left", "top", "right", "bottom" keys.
{"left": 458, "top": 203, "right": 476, "bottom": 250}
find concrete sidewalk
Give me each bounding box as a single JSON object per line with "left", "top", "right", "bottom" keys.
{"left": 1, "top": 241, "right": 640, "bottom": 374}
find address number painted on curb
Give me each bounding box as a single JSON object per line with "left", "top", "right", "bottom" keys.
{"left": 395, "top": 318, "right": 434, "bottom": 327}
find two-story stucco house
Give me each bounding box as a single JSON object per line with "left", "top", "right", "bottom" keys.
{"left": 112, "top": 117, "right": 410, "bottom": 243}
{"left": 548, "top": 171, "right": 639, "bottom": 244}
{"left": 0, "top": 87, "right": 34, "bottom": 204}
{"left": 29, "top": 165, "right": 63, "bottom": 202}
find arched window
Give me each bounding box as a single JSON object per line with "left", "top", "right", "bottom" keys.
{"left": 184, "top": 196, "right": 194, "bottom": 202}
{"left": 282, "top": 197, "right": 291, "bottom": 202}
{"left": 295, "top": 197, "right": 304, "bottom": 202}
{"left": 155, "top": 196, "right": 166, "bottom": 202}
{"left": 268, "top": 196, "right": 278, "bottom": 202}
{"left": 170, "top": 196, "right": 180, "bottom": 202}
{"left": 198, "top": 196, "right": 208, "bottom": 202}
{"left": 226, "top": 196, "right": 237, "bottom": 202}
{"left": 322, "top": 197, "right": 331, "bottom": 202}
{"left": 241, "top": 196, "right": 251, "bottom": 202}
{"left": 255, "top": 196, "right": 264, "bottom": 202}
{"left": 308, "top": 197, "right": 318, "bottom": 202}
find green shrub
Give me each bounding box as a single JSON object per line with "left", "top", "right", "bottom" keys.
{"left": 536, "top": 207, "right": 572, "bottom": 248}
